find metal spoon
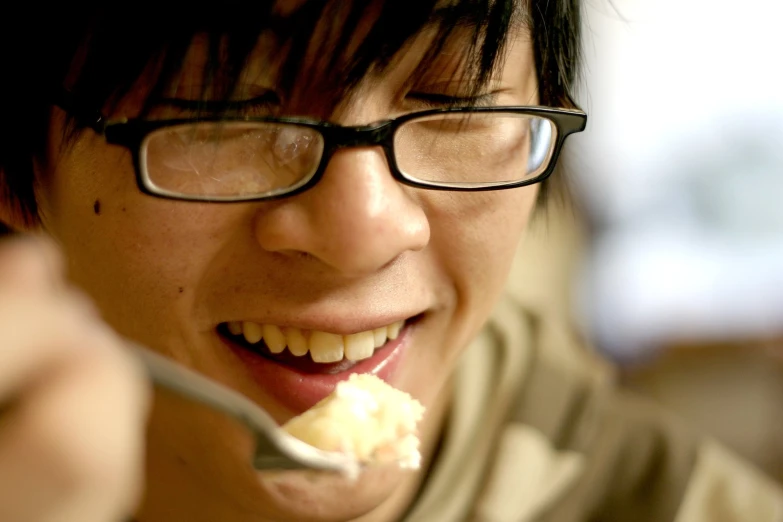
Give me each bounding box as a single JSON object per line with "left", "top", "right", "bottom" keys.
{"left": 129, "top": 342, "right": 360, "bottom": 478}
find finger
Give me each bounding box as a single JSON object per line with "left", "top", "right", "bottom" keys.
{"left": 0, "top": 326, "right": 149, "bottom": 522}
{"left": 0, "top": 294, "right": 100, "bottom": 400}
{"left": 0, "top": 235, "right": 65, "bottom": 294}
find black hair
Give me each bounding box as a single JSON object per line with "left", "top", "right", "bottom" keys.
{"left": 0, "top": 0, "right": 581, "bottom": 227}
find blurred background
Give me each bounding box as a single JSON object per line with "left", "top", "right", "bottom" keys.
{"left": 1, "top": 0, "right": 779, "bottom": 486}
{"left": 515, "top": 0, "right": 783, "bottom": 483}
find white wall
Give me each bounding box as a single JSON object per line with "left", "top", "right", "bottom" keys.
{"left": 570, "top": 0, "right": 783, "bottom": 359}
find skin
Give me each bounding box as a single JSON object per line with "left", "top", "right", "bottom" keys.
{"left": 0, "top": 239, "right": 148, "bottom": 522}
{"left": 9, "top": 20, "right": 542, "bottom": 522}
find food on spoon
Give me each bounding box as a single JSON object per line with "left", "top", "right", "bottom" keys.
{"left": 282, "top": 373, "right": 425, "bottom": 469}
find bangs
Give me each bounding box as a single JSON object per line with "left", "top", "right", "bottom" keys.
{"left": 62, "top": 0, "right": 524, "bottom": 120}
{"left": 2, "top": 0, "right": 584, "bottom": 226}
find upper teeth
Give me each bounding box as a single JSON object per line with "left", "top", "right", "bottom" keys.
{"left": 226, "top": 320, "right": 405, "bottom": 363}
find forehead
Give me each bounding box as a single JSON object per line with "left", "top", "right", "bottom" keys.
{"left": 69, "top": 1, "right": 528, "bottom": 116}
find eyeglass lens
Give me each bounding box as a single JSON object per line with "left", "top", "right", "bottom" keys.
{"left": 139, "top": 113, "right": 557, "bottom": 198}
{"left": 395, "top": 113, "right": 556, "bottom": 187}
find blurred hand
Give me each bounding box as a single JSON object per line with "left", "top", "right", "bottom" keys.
{"left": 0, "top": 237, "right": 149, "bottom": 522}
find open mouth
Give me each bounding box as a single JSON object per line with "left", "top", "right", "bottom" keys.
{"left": 217, "top": 314, "right": 423, "bottom": 375}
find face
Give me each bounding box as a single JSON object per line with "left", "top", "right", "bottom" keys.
{"left": 32, "top": 17, "right": 540, "bottom": 522}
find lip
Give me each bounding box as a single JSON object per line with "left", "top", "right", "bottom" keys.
{"left": 219, "top": 321, "right": 415, "bottom": 415}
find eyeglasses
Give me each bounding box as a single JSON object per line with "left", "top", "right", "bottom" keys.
{"left": 55, "top": 89, "right": 586, "bottom": 203}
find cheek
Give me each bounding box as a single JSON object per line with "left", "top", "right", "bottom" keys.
{"left": 428, "top": 186, "right": 539, "bottom": 323}
{"left": 37, "top": 136, "right": 240, "bottom": 333}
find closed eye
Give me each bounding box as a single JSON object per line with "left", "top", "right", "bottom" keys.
{"left": 156, "top": 90, "right": 282, "bottom": 116}
{"left": 406, "top": 91, "right": 498, "bottom": 108}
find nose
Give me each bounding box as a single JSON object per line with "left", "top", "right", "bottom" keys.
{"left": 253, "top": 146, "right": 430, "bottom": 276}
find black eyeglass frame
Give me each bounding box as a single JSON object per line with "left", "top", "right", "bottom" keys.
{"left": 54, "top": 89, "right": 587, "bottom": 203}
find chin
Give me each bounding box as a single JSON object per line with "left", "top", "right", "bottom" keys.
{"left": 141, "top": 397, "right": 414, "bottom": 522}
{"left": 255, "top": 465, "right": 408, "bottom": 522}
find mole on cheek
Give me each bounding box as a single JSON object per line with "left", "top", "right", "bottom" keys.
{"left": 93, "top": 199, "right": 101, "bottom": 215}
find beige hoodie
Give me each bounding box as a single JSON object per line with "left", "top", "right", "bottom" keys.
{"left": 403, "top": 211, "right": 783, "bottom": 522}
